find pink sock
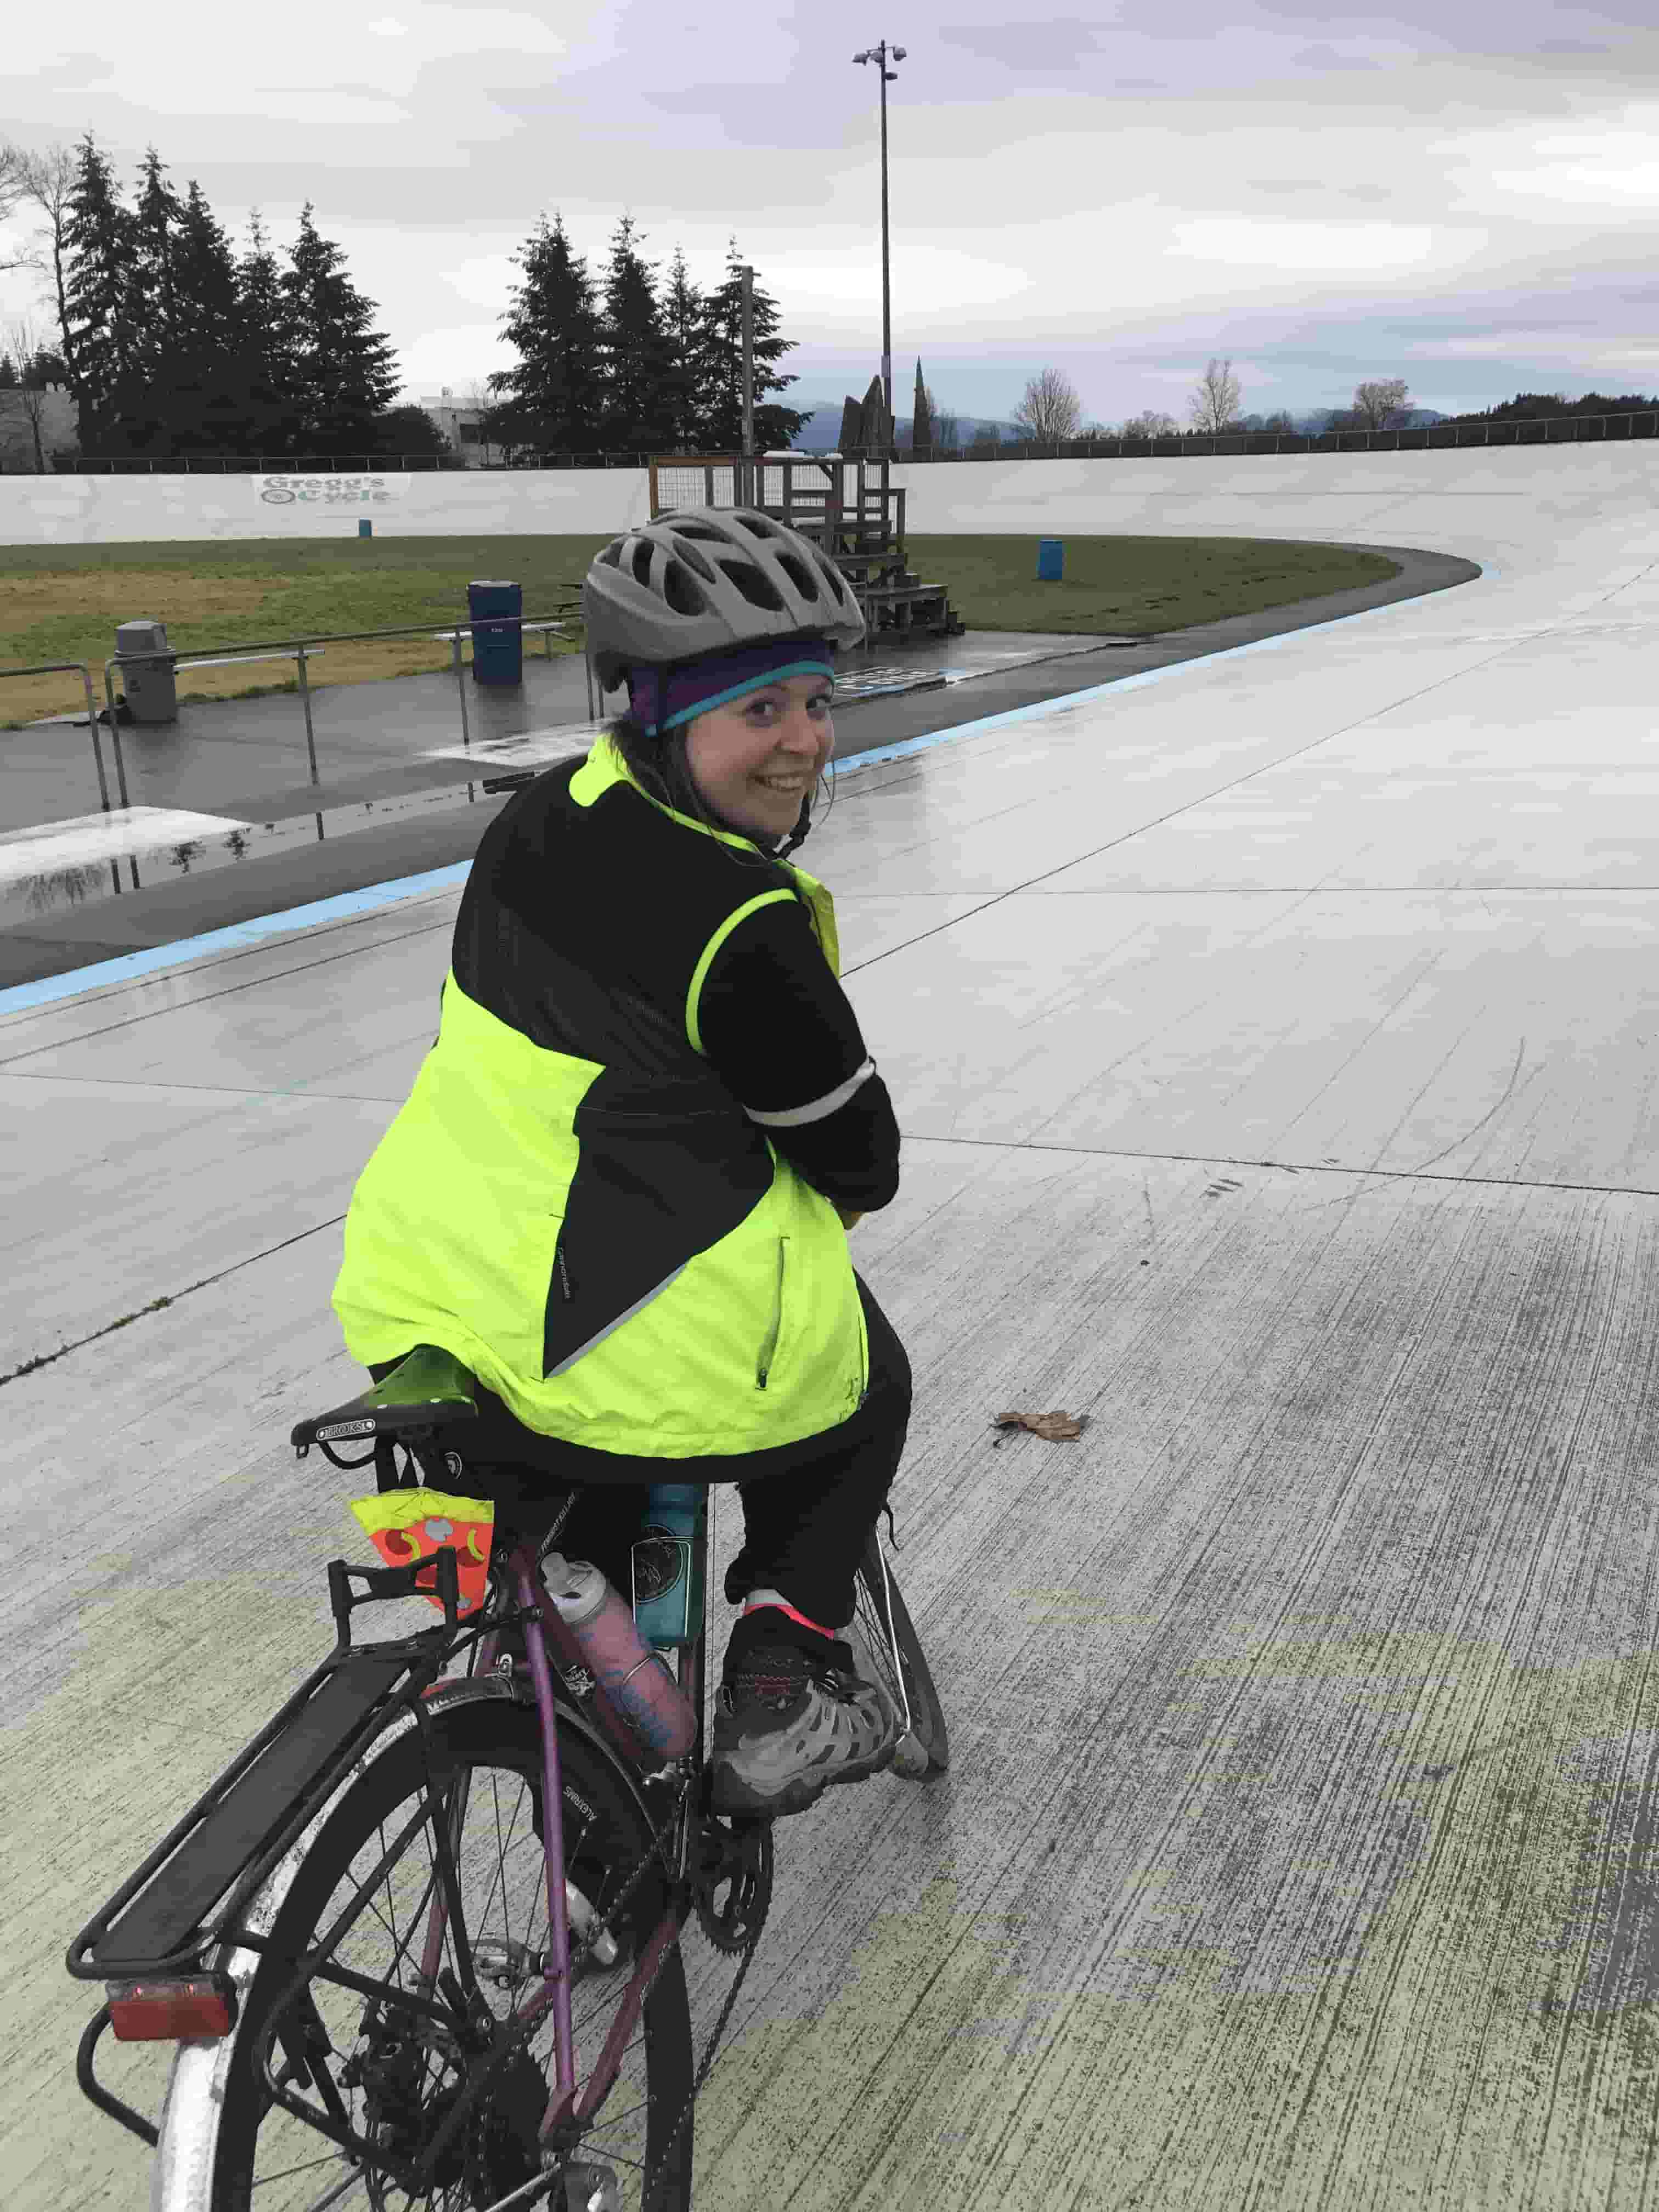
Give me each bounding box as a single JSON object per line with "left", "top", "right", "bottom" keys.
{"left": 742, "top": 1594, "right": 837, "bottom": 1641}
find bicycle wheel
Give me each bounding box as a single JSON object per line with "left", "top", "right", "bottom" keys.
{"left": 199, "top": 1684, "right": 694, "bottom": 2211}
{"left": 849, "top": 1530, "right": 949, "bottom": 1779}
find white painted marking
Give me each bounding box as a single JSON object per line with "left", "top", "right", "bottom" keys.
{"left": 421, "top": 725, "right": 603, "bottom": 768}
{"left": 0, "top": 806, "right": 255, "bottom": 887}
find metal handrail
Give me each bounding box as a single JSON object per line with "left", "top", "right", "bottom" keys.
{"left": 0, "top": 659, "right": 121, "bottom": 895}
{"left": 62, "top": 607, "right": 591, "bottom": 895}
{"left": 94, "top": 611, "right": 579, "bottom": 662}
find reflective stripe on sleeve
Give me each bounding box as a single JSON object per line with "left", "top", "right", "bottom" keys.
{"left": 743, "top": 1058, "right": 876, "bottom": 1129}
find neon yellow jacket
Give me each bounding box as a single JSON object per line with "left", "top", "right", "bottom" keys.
{"left": 332, "top": 735, "right": 874, "bottom": 1459}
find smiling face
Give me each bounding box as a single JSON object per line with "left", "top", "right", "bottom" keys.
{"left": 681, "top": 672, "right": 834, "bottom": 842}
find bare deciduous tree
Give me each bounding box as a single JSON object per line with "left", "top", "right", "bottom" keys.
{"left": 1352, "top": 377, "right": 1410, "bottom": 430}
{"left": 2, "top": 316, "right": 54, "bottom": 469}
{"left": 0, "top": 140, "right": 32, "bottom": 268}
{"left": 1188, "top": 357, "right": 1243, "bottom": 434}
{"left": 3, "top": 146, "right": 81, "bottom": 410}
{"left": 1120, "top": 410, "right": 1180, "bottom": 437}
{"left": 1011, "top": 364, "right": 1084, "bottom": 442}
{"left": 933, "top": 407, "right": 958, "bottom": 450}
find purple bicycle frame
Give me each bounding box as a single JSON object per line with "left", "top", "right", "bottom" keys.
{"left": 411, "top": 1541, "right": 692, "bottom": 2142}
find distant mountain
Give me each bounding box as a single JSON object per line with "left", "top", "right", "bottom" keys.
{"left": 785, "top": 404, "right": 1023, "bottom": 451}
{"left": 783, "top": 402, "right": 1447, "bottom": 450}
{"left": 1290, "top": 407, "right": 1447, "bottom": 433}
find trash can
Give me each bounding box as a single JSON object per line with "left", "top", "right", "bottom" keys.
{"left": 468, "top": 579, "right": 522, "bottom": 687}
{"left": 358, "top": 519, "right": 373, "bottom": 539}
{"left": 115, "top": 619, "right": 178, "bottom": 723}
{"left": 1037, "top": 539, "right": 1064, "bottom": 582}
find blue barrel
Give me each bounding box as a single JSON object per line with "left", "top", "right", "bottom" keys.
{"left": 358, "top": 519, "right": 373, "bottom": 539}
{"left": 1037, "top": 539, "right": 1064, "bottom": 582}
{"left": 468, "top": 578, "right": 522, "bottom": 686}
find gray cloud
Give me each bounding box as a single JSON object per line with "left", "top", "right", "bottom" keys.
{"left": 1, "top": 0, "right": 1656, "bottom": 423}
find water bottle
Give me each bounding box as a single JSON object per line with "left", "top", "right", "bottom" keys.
{"left": 631, "top": 1483, "right": 705, "bottom": 1649}
{"left": 541, "top": 1555, "right": 695, "bottom": 1762}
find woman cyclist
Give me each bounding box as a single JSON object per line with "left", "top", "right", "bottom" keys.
{"left": 330, "top": 504, "right": 911, "bottom": 1819}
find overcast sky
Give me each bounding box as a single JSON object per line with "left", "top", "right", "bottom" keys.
{"left": 3, "top": 1, "right": 1656, "bottom": 427}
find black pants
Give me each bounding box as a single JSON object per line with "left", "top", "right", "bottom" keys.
{"left": 367, "top": 1272, "right": 910, "bottom": 1633}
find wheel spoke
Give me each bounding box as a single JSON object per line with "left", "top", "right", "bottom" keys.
{"left": 212, "top": 1707, "right": 693, "bottom": 2209}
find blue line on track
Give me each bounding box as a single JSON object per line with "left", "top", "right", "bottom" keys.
{"left": 0, "top": 561, "right": 1489, "bottom": 1018}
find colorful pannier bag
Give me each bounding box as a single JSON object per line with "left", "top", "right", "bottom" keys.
{"left": 348, "top": 1489, "right": 495, "bottom": 1616}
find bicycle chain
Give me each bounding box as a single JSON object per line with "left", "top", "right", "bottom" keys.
{"left": 448, "top": 1763, "right": 766, "bottom": 2209}
{"left": 578, "top": 1778, "right": 769, "bottom": 2205}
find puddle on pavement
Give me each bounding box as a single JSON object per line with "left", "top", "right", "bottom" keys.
{"left": 3, "top": 641, "right": 1125, "bottom": 930}
{"left": 0, "top": 775, "right": 503, "bottom": 928}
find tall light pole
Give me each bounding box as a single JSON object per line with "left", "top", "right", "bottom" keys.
{"left": 853, "top": 41, "right": 905, "bottom": 452}
{"left": 738, "top": 262, "right": 754, "bottom": 506}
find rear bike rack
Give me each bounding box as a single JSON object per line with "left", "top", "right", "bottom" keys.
{"left": 67, "top": 1547, "right": 472, "bottom": 2147}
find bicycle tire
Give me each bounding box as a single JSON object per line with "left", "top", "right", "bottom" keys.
{"left": 163, "top": 1685, "right": 694, "bottom": 2212}
{"left": 851, "top": 1532, "right": 949, "bottom": 1778}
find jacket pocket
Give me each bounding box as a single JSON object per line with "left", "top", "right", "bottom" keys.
{"left": 755, "top": 1236, "right": 789, "bottom": 1390}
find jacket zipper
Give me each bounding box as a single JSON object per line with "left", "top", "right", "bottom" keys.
{"left": 756, "top": 1238, "right": 786, "bottom": 1389}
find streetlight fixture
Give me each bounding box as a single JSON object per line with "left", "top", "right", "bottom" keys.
{"left": 737, "top": 262, "right": 755, "bottom": 506}
{"left": 853, "top": 40, "right": 905, "bottom": 453}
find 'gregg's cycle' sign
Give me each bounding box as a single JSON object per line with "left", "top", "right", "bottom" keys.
{"left": 256, "top": 475, "right": 404, "bottom": 506}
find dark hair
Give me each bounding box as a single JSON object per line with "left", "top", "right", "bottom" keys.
{"left": 597, "top": 709, "right": 821, "bottom": 879}
{"left": 601, "top": 712, "right": 670, "bottom": 805}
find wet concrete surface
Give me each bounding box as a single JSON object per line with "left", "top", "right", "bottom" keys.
{"left": 13, "top": 438, "right": 1659, "bottom": 2211}
{"left": 0, "top": 544, "right": 1473, "bottom": 991}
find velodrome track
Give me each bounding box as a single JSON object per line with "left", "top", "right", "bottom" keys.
{"left": 7, "top": 441, "right": 1659, "bottom": 2208}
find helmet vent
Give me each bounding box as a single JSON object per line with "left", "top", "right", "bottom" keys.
{"left": 671, "top": 539, "right": 717, "bottom": 582}
{"left": 663, "top": 560, "right": 708, "bottom": 615}
{"left": 809, "top": 546, "right": 851, "bottom": 601}
{"left": 776, "top": 552, "right": 820, "bottom": 601}
{"left": 629, "top": 539, "right": 655, "bottom": 586}
{"left": 716, "top": 559, "right": 786, "bottom": 612}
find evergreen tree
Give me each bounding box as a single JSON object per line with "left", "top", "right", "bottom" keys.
{"left": 235, "top": 210, "right": 300, "bottom": 455}
{"left": 657, "top": 244, "right": 713, "bottom": 452}
{"left": 689, "top": 238, "right": 810, "bottom": 452}
{"left": 372, "top": 401, "right": 450, "bottom": 458}
{"left": 279, "top": 204, "right": 399, "bottom": 455}
{"left": 911, "top": 358, "right": 933, "bottom": 454}
{"left": 487, "top": 212, "right": 607, "bottom": 458}
{"left": 60, "top": 133, "right": 136, "bottom": 452}
{"left": 112, "top": 148, "right": 186, "bottom": 451}
{"left": 20, "top": 346, "right": 69, "bottom": 387}
{"left": 164, "top": 179, "right": 249, "bottom": 452}
{"left": 592, "top": 214, "right": 682, "bottom": 456}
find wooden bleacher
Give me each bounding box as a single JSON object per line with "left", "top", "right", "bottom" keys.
{"left": 646, "top": 453, "right": 964, "bottom": 647}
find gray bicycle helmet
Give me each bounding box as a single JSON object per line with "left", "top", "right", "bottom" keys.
{"left": 582, "top": 505, "right": 867, "bottom": 692}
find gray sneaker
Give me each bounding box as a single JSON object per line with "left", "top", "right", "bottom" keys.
{"left": 709, "top": 1638, "right": 900, "bottom": 1819}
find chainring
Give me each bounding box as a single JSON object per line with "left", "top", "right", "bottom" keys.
{"left": 692, "top": 1814, "right": 774, "bottom": 1955}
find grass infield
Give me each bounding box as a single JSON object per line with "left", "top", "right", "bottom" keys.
{"left": 0, "top": 533, "right": 1400, "bottom": 727}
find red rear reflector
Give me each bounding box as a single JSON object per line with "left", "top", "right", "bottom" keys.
{"left": 106, "top": 1979, "right": 235, "bottom": 2041}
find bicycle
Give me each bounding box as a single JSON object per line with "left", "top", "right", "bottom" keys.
{"left": 68, "top": 1341, "right": 948, "bottom": 2211}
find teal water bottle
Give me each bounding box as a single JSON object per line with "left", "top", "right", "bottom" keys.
{"left": 631, "top": 1483, "right": 705, "bottom": 1648}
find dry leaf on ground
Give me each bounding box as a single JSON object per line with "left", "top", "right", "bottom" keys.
{"left": 990, "top": 1409, "right": 1087, "bottom": 1442}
